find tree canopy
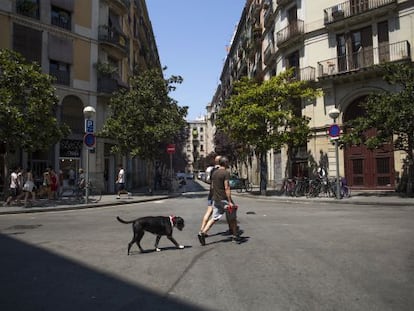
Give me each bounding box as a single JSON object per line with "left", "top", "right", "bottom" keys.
{"left": 0, "top": 49, "right": 69, "bottom": 175}
{"left": 215, "top": 68, "right": 320, "bottom": 191}
{"left": 100, "top": 68, "right": 188, "bottom": 161}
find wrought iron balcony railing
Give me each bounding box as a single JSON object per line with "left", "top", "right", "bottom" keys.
{"left": 98, "top": 26, "right": 129, "bottom": 54}
{"left": 317, "top": 41, "right": 410, "bottom": 78}
{"left": 276, "top": 19, "right": 304, "bottom": 47}
{"left": 324, "top": 0, "right": 397, "bottom": 24}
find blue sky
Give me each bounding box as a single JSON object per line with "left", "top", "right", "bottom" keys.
{"left": 146, "top": 1, "right": 246, "bottom": 121}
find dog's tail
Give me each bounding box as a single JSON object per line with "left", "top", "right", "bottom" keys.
{"left": 116, "top": 216, "right": 135, "bottom": 224}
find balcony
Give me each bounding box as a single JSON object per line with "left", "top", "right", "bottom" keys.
{"left": 97, "top": 75, "right": 128, "bottom": 94}
{"left": 50, "top": 68, "right": 70, "bottom": 86}
{"left": 263, "top": 43, "right": 276, "bottom": 66}
{"left": 317, "top": 41, "right": 410, "bottom": 78}
{"left": 98, "top": 26, "right": 129, "bottom": 57}
{"left": 276, "top": 19, "right": 304, "bottom": 49}
{"left": 111, "top": 0, "right": 130, "bottom": 14}
{"left": 276, "top": 0, "right": 295, "bottom": 6}
{"left": 298, "top": 66, "right": 316, "bottom": 82}
{"left": 16, "top": 0, "right": 40, "bottom": 19}
{"left": 324, "top": 0, "right": 397, "bottom": 26}
{"left": 264, "top": 1, "right": 275, "bottom": 29}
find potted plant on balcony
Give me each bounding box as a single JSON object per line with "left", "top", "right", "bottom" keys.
{"left": 95, "top": 61, "right": 118, "bottom": 77}
{"left": 17, "top": 0, "right": 38, "bottom": 17}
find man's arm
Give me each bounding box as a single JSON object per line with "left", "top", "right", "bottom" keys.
{"left": 224, "top": 180, "right": 232, "bottom": 204}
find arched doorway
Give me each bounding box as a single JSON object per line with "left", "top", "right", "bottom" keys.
{"left": 343, "top": 97, "right": 395, "bottom": 189}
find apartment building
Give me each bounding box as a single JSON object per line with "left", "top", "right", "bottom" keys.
{"left": 0, "top": 0, "right": 160, "bottom": 192}
{"left": 185, "top": 118, "right": 208, "bottom": 173}
{"left": 212, "top": 0, "right": 413, "bottom": 190}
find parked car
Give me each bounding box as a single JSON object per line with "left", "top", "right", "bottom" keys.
{"left": 197, "top": 171, "right": 206, "bottom": 180}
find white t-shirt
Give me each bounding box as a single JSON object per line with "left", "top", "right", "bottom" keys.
{"left": 10, "top": 172, "right": 18, "bottom": 188}
{"left": 117, "top": 168, "right": 125, "bottom": 184}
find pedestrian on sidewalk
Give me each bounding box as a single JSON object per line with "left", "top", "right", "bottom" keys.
{"left": 3, "top": 167, "right": 19, "bottom": 206}
{"left": 22, "top": 167, "right": 36, "bottom": 207}
{"left": 116, "top": 164, "right": 131, "bottom": 199}
{"left": 198, "top": 156, "right": 241, "bottom": 245}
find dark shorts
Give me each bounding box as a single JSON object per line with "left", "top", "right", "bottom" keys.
{"left": 117, "top": 183, "right": 125, "bottom": 192}
{"left": 9, "top": 188, "right": 18, "bottom": 197}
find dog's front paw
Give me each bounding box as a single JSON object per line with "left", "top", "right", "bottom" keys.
{"left": 155, "top": 248, "right": 162, "bottom": 252}
{"left": 178, "top": 245, "right": 185, "bottom": 249}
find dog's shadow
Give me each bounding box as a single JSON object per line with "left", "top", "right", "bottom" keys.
{"left": 129, "top": 245, "right": 193, "bottom": 255}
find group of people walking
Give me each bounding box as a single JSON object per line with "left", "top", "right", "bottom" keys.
{"left": 3, "top": 166, "right": 67, "bottom": 207}
{"left": 198, "top": 155, "right": 243, "bottom": 245}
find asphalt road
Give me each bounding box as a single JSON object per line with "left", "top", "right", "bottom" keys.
{"left": 0, "top": 192, "right": 413, "bottom": 311}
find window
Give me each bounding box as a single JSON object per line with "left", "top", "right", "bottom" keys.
{"left": 51, "top": 6, "right": 71, "bottom": 30}
{"left": 16, "top": 0, "right": 39, "bottom": 19}
{"left": 13, "top": 23, "right": 42, "bottom": 64}
{"left": 50, "top": 60, "right": 70, "bottom": 86}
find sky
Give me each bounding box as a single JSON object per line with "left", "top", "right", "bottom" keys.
{"left": 146, "top": 1, "right": 246, "bottom": 121}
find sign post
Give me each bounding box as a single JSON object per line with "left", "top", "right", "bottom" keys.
{"left": 167, "top": 144, "right": 176, "bottom": 186}
{"left": 83, "top": 106, "right": 96, "bottom": 204}
{"left": 328, "top": 108, "right": 341, "bottom": 199}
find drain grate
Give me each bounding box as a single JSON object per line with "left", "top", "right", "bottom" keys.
{"left": 5, "top": 224, "right": 42, "bottom": 230}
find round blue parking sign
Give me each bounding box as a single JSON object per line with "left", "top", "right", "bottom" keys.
{"left": 328, "top": 124, "right": 341, "bottom": 138}
{"left": 84, "top": 133, "right": 96, "bottom": 148}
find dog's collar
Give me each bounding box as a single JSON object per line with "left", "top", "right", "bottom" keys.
{"left": 169, "top": 215, "right": 176, "bottom": 227}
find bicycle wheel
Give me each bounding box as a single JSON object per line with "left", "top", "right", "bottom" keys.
{"left": 89, "top": 187, "right": 102, "bottom": 202}
{"left": 342, "top": 186, "right": 351, "bottom": 198}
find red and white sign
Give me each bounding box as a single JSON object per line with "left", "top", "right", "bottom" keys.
{"left": 167, "top": 144, "right": 176, "bottom": 154}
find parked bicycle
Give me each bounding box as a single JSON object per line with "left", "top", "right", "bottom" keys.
{"left": 230, "top": 177, "right": 253, "bottom": 193}
{"left": 280, "top": 178, "right": 296, "bottom": 196}
{"left": 330, "top": 177, "right": 351, "bottom": 199}
{"left": 74, "top": 181, "right": 102, "bottom": 203}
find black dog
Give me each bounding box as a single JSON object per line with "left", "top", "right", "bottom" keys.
{"left": 116, "top": 215, "right": 185, "bottom": 255}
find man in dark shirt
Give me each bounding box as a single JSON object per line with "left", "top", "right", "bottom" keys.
{"left": 198, "top": 156, "right": 241, "bottom": 245}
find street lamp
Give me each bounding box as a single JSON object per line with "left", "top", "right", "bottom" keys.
{"left": 328, "top": 108, "right": 341, "bottom": 199}
{"left": 83, "top": 106, "right": 96, "bottom": 204}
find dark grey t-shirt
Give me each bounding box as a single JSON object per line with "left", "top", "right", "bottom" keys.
{"left": 212, "top": 168, "right": 230, "bottom": 202}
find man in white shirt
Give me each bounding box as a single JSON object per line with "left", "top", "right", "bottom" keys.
{"left": 116, "top": 164, "right": 131, "bottom": 199}
{"left": 4, "top": 167, "right": 18, "bottom": 206}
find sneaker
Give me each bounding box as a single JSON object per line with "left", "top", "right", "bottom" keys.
{"left": 116, "top": 195, "right": 121, "bottom": 199}
{"left": 223, "top": 229, "right": 232, "bottom": 236}
{"left": 232, "top": 235, "right": 242, "bottom": 244}
{"left": 127, "top": 192, "right": 132, "bottom": 198}
{"left": 198, "top": 232, "right": 206, "bottom": 246}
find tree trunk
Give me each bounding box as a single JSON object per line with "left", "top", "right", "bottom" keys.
{"left": 259, "top": 152, "right": 267, "bottom": 195}
{"left": 406, "top": 152, "right": 414, "bottom": 195}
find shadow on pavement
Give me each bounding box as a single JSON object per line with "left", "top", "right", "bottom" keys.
{"left": 0, "top": 234, "right": 207, "bottom": 311}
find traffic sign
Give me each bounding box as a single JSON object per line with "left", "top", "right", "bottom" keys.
{"left": 328, "top": 124, "right": 341, "bottom": 138}
{"left": 167, "top": 144, "right": 176, "bottom": 154}
{"left": 84, "top": 133, "right": 96, "bottom": 148}
{"left": 85, "top": 119, "right": 94, "bottom": 133}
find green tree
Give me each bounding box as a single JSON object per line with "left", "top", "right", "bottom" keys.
{"left": 216, "top": 68, "right": 320, "bottom": 193}
{"left": 0, "top": 49, "right": 69, "bottom": 187}
{"left": 342, "top": 62, "right": 414, "bottom": 194}
{"left": 100, "top": 68, "right": 188, "bottom": 186}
